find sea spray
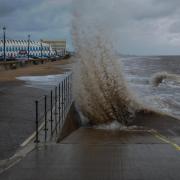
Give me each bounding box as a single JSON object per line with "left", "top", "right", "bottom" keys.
{"left": 72, "top": 28, "right": 140, "bottom": 125}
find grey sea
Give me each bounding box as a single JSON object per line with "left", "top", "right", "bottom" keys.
{"left": 122, "top": 56, "right": 180, "bottom": 119}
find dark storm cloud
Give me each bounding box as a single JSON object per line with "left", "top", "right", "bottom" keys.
{"left": 75, "top": 0, "right": 180, "bottom": 55}
{"left": 0, "top": 0, "right": 72, "bottom": 42}
{"left": 1, "top": 0, "right": 180, "bottom": 54}
{"left": 0, "top": 0, "right": 43, "bottom": 17}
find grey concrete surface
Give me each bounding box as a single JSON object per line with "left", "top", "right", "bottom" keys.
{"left": 0, "top": 81, "right": 47, "bottom": 160}
{"left": 0, "top": 128, "right": 180, "bottom": 180}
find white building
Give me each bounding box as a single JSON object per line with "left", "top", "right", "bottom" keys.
{"left": 42, "top": 40, "right": 66, "bottom": 56}
{"left": 0, "top": 40, "right": 55, "bottom": 58}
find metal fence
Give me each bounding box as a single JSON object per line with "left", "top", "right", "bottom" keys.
{"left": 34, "top": 72, "right": 73, "bottom": 143}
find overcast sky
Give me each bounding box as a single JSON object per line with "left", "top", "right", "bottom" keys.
{"left": 1, "top": 0, "right": 180, "bottom": 55}
{"left": 0, "top": 0, "right": 73, "bottom": 49}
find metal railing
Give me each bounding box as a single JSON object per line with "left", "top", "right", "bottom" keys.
{"left": 34, "top": 72, "right": 73, "bottom": 143}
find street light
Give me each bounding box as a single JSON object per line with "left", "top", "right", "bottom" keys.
{"left": 3, "top": 27, "right": 6, "bottom": 61}
{"left": 27, "top": 34, "right": 31, "bottom": 60}
{"left": 48, "top": 44, "right": 51, "bottom": 58}
{"left": 40, "top": 39, "right": 43, "bottom": 59}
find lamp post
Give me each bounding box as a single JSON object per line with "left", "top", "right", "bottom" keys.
{"left": 49, "top": 44, "right": 51, "bottom": 58}
{"left": 3, "top": 27, "right": 6, "bottom": 61}
{"left": 27, "top": 34, "right": 30, "bottom": 60}
{"left": 40, "top": 39, "right": 43, "bottom": 59}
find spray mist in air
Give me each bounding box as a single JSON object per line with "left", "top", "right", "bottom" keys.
{"left": 71, "top": 0, "right": 140, "bottom": 125}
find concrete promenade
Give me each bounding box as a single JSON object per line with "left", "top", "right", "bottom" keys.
{"left": 0, "top": 127, "right": 180, "bottom": 180}
{"left": 0, "top": 59, "right": 71, "bottom": 160}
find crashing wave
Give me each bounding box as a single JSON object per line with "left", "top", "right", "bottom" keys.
{"left": 72, "top": 34, "right": 141, "bottom": 125}
{"left": 150, "top": 72, "right": 180, "bottom": 87}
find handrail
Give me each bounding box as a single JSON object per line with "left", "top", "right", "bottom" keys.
{"left": 34, "top": 72, "right": 73, "bottom": 143}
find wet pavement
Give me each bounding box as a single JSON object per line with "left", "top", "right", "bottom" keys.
{"left": 0, "top": 127, "right": 180, "bottom": 180}
{"left": 0, "top": 81, "right": 47, "bottom": 160}
{"left": 0, "top": 59, "right": 72, "bottom": 161}
{"left": 0, "top": 73, "right": 70, "bottom": 160}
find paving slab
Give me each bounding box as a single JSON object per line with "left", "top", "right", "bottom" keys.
{"left": 0, "top": 128, "right": 180, "bottom": 180}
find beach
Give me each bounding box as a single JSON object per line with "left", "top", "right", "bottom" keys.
{"left": 0, "top": 59, "right": 71, "bottom": 81}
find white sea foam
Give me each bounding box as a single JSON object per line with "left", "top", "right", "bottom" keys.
{"left": 94, "top": 121, "right": 125, "bottom": 130}
{"left": 16, "top": 74, "right": 67, "bottom": 90}
{"left": 94, "top": 121, "right": 138, "bottom": 130}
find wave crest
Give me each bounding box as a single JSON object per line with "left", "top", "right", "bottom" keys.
{"left": 150, "top": 72, "right": 180, "bottom": 86}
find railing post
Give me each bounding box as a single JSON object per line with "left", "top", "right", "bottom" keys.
{"left": 61, "top": 80, "right": 64, "bottom": 126}
{"left": 70, "top": 73, "right": 72, "bottom": 104}
{"left": 68, "top": 75, "right": 70, "bottom": 107}
{"left": 34, "top": 100, "right": 40, "bottom": 143}
{"left": 50, "top": 90, "right": 53, "bottom": 136}
{"left": 55, "top": 86, "right": 58, "bottom": 135}
{"left": 44, "top": 95, "right": 48, "bottom": 142}
{"left": 58, "top": 83, "right": 61, "bottom": 129}
{"left": 65, "top": 76, "right": 68, "bottom": 111}
{"left": 62, "top": 80, "right": 64, "bottom": 124}
{"left": 63, "top": 78, "right": 66, "bottom": 123}
{"left": 64, "top": 78, "right": 65, "bottom": 116}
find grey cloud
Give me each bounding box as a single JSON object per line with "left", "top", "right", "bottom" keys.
{"left": 153, "top": 0, "right": 180, "bottom": 7}
{"left": 74, "top": 0, "right": 180, "bottom": 55}
{"left": 0, "top": 4, "right": 14, "bottom": 16}
{"left": 133, "top": 4, "right": 175, "bottom": 20}
{"left": 0, "top": 0, "right": 43, "bottom": 17}
{"left": 0, "top": 0, "right": 72, "bottom": 49}
{"left": 169, "top": 21, "right": 180, "bottom": 34}
{"left": 1, "top": 0, "right": 180, "bottom": 54}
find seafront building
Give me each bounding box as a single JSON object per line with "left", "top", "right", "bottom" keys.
{"left": 0, "top": 40, "right": 54, "bottom": 58}
{"left": 0, "top": 39, "right": 67, "bottom": 59}
{"left": 42, "top": 40, "right": 66, "bottom": 56}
